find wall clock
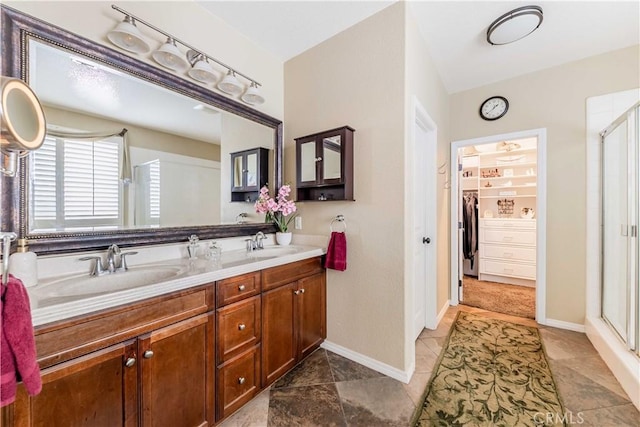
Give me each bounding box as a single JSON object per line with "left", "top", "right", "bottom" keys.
{"left": 479, "top": 96, "right": 509, "bottom": 121}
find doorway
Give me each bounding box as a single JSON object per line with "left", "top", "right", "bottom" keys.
{"left": 450, "top": 129, "right": 547, "bottom": 323}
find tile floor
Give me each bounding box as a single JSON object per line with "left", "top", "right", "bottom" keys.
{"left": 219, "top": 305, "right": 640, "bottom": 426}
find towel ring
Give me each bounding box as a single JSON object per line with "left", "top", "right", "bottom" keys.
{"left": 330, "top": 215, "right": 347, "bottom": 233}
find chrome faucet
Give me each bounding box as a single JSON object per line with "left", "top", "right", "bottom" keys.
{"left": 80, "top": 244, "right": 138, "bottom": 276}
{"left": 254, "top": 232, "right": 266, "bottom": 250}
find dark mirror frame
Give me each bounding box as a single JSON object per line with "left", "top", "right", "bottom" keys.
{"left": 0, "top": 5, "right": 281, "bottom": 254}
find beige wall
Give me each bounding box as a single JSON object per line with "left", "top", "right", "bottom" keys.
{"left": 450, "top": 45, "right": 640, "bottom": 325}
{"left": 404, "top": 8, "right": 452, "bottom": 319}
{"left": 285, "top": 3, "right": 407, "bottom": 369}
{"left": 4, "top": 1, "right": 284, "bottom": 119}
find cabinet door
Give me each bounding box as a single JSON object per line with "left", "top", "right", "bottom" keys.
{"left": 139, "top": 313, "right": 214, "bottom": 427}
{"left": 244, "top": 151, "right": 259, "bottom": 190}
{"left": 217, "top": 296, "right": 261, "bottom": 364}
{"left": 298, "top": 273, "right": 327, "bottom": 359}
{"left": 297, "top": 139, "right": 317, "bottom": 185}
{"left": 321, "top": 134, "right": 343, "bottom": 184}
{"left": 11, "top": 340, "right": 138, "bottom": 427}
{"left": 261, "top": 282, "right": 297, "bottom": 387}
{"left": 231, "top": 153, "right": 245, "bottom": 191}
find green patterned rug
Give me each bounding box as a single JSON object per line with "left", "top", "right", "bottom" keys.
{"left": 413, "top": 312, "right": 566, "bottom": 427}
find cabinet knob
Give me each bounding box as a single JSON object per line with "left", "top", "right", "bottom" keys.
{"left": 125, "top": 357, "right": 136, "bottom": 368}
{"left": 238, "top": 323, "right": 246, "bottom": 331}
{"left": 238, "top": 377, "right": 246, "bottom": 385}
{"left": 315, "top": 157, "right": 322, "bottom": 162}
{"left": 143, "top": 350, "right": 154, "bottom": 359}
{"left": 299, "top": 288, "right": 305, "bottom": 294}
{"left": 293, "top": 290, "right": 301, "bottom": 295}
{"left": 238, "top": 284, "right": 246, "bottom": 291}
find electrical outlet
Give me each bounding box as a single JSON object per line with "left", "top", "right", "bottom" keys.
{"left": 294, "top": 216, "right": 302, "bottom": 230}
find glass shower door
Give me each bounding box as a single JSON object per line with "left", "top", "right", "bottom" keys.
{"left": 601, "top": 103, "right": 639, "bottom": 353}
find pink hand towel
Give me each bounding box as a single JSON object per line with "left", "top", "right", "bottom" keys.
{"left": 1, "top": 274, "right": 41, "bottom": 407}
{"left": 325, "top": 231, "right": 347, "bottom": 271}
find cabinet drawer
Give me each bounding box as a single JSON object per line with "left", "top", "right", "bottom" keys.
{"left": 217, "top": 296, "right": 261, "bottom": 363}
{"left": 262, "top": 257, "right": 323, "bottom": 291}
{"left": 216, "top": 345, "right": 261, "bottom": 421}
{"left": 480, "top": 228, "right": 536, "bottom": 246}
{"left": 480, "top": 260, "right": 536, "bottom": 280}
{"left": 481, "top": 218, "right": 536, "bottom": 229}
{"left": 216, "top": 271, "right": 261, "bottom": 307}
{"left": 480, "top": 244, "right": 536, "bottom": 263}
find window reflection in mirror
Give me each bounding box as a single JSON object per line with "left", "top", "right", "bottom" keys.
{"left": 323, "top": 136, "right": 341, "bottom": 180}
{"left": 300, "top": 140, "right": 316, "bottom": 182}
{"left": 27, "top": 38, "right": 273, "bottom": 233}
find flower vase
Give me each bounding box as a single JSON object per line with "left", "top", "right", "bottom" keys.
{"left": 276, "top": 232, "right": 292, "bottom": 246}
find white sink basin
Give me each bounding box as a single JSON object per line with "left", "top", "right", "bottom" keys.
{"left": 36, "top": 265, "right": 185, "bottom": 298}
{"left": 249, "top": 246, "right": 299, "bottom": 259}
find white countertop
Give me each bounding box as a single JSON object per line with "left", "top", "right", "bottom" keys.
{"left": 28, "top": 244, "right": 325, "bottom": 327}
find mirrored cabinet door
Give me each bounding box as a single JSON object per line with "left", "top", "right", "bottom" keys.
{"left": 230, "top": 147, "right": 269, "bottom": 202}
{"left": 295, "top": 126, "right": 354, "bottom": 202}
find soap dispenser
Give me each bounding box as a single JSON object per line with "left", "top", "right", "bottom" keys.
{"left": 206, "top": 241, "right": 221, "bottom": 265}
{"left": 8, "top": 239, "right": 38, "bottom": 288}
{"left": 187, "top": 235, "right": 200, "bottom": 260}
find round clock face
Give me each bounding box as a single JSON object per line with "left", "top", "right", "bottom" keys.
{"left": 480, "top": 96, "right": 509, "bottom": 121}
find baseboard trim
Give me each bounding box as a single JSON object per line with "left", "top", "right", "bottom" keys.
{"left": 436, "top": 300, "right": 450, "bottom": 324}
{"left": 543, "top": 318, "right": 585, "bottom": 333}
{"left": 321, "top": 340, "right": 411, "bottom": 384}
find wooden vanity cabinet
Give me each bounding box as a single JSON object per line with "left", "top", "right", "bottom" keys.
{"left": 2, "top": 286, "right": 215, "bottom": 427}
{"left": 261, "top": 258, "right": 326, "bottom": 387}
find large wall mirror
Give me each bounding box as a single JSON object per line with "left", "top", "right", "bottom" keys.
{"left": 0, "top": 6, "right": 281, "bottom": 254}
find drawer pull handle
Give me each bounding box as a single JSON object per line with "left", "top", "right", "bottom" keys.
{"left": 294, "top": 290, "right": 301, "bottom": 295}
{"left": 238, "top": 284, "right": 246, "bottom": 291}
{"left": 125, "top": 357, "right": 136, "bottom": 368}
{"left": 238, "top": 377, "right": 246, "bottom": 385}
{"left": 238, "top": 323, "right": 246, "bottom": 331}
{"left": 143, "top": 350, "right": 154, "bottom": 359}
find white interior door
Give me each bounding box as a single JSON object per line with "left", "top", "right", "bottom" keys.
{"left": 413, "top": 120, "right": 434, "bottom": 339}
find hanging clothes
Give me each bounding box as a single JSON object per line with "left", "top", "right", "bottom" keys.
{"left": 462, "top": 192, "right": 478, "bottom": 268}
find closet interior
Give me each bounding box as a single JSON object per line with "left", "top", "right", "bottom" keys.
{"left": 460, "top": 137, "right": 538, "bottom": 288}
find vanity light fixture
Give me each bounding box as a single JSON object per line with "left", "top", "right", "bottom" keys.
{"left": 218, "top": 70, "right": 244, "bottom": 96}
{"left": 107, "top": 15, "right": 151, "bottom": 54}
{"left": 241, "top": 82, "right": 265, "bottom": 105}
{"left": 107, "top": 4, "right": 265, "bottom": 104}
{"left": 487, "top": 5, "right": 543, "bottom": 45}
{"left": 152, "top": 37, "right": 188, "bottom": 71}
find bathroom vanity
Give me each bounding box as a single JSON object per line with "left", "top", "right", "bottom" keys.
{"left": 1, "top": 247, "right": 326, "bottom": 426}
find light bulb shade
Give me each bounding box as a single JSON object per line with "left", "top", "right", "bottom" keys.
{"left": 107, "top": 16, "right": 150, "bottom": 54}
{"left": 188, "top": 58, "right": 217, "bottom": 83}
{"left": 152, "top": 38, "right": 188, "bottom": 71}
{"left": 217, "top": 70, "right": 243, "bottom": 95}
{"left": 0, "top": 77, "right": 46, "bottom": 152}
{"left": 241, "top": 83, "right": 265, "bottom": 105}
{"left": 487, "top": 5, "right": 543, "bottom": 45}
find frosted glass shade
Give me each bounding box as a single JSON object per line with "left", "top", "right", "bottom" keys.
{"left": 487, "top": 6, "right": 543, "bottom": 45}
{"left": 152, "top": 38, "right": 188, "bottom": 70}
{"left": 107, "top": 16, "right": 150, "bottom": 54}
{"left": 241, "top": 83, "right": 265, "bottom": 105}
{"left": 218, "top": 70, "right": 243, "bottom": 95}
{"left": 188, "top": 58, "right": 217, "bottom": 83}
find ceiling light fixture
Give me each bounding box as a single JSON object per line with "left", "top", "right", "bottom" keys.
{"left": 107, "top": 4, "right": 264, "bottom": 104}
{"left": 107, "top": 15, "right": 151, "bottom": 54}
{"left": 487, "top": 5, "right": 543, "bottom": 46}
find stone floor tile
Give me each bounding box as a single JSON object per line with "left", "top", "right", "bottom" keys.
{"left": 538, "top": 327, "right": 599, "bottom": 360}
{"left": 403, "top": 371, "right": 432, "bottom": 406}
{"left": 326, "top": 351, "right": 385, "bottom": 383}
{"left": 552, "top": 356, "right": 632, "bottom": 401}
{"left": 420, "top": 336, "right": 447, "bottom": 355}
{"left": 414, "top": 339, "right": 439, "bottom": 373}
{"left": 272, "top": 349, "right": 333, "bottom": 389}
{"left": 336, "top": 377, "right": 415, "bottom": 427}
{"left": 218, "top": 388, "right": 270, "bottom": 427}
{"left": 579, "top": 403, "right": 640, "bottom": 427}
{"left": 268, "top": 383, "right": 346, "bottom": 427}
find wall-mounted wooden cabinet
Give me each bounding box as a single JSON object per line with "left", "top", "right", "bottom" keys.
{"left": 230, "top": 147, "right": 269, "bottom": 202}
{"left": 295, "top": 126, "right": 354, "bottom": 201}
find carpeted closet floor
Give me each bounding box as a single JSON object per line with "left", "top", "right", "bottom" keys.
{"left": 461, "top": 276, "right": 536, "bottom": 319}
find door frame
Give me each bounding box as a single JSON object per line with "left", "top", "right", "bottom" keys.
{"left": 449, "top": 128, "right": 547, "bottom": 323}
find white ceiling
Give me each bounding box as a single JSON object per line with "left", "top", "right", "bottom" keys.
{"left": 199, "top": 0, "right": 640, "bottom": 93}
